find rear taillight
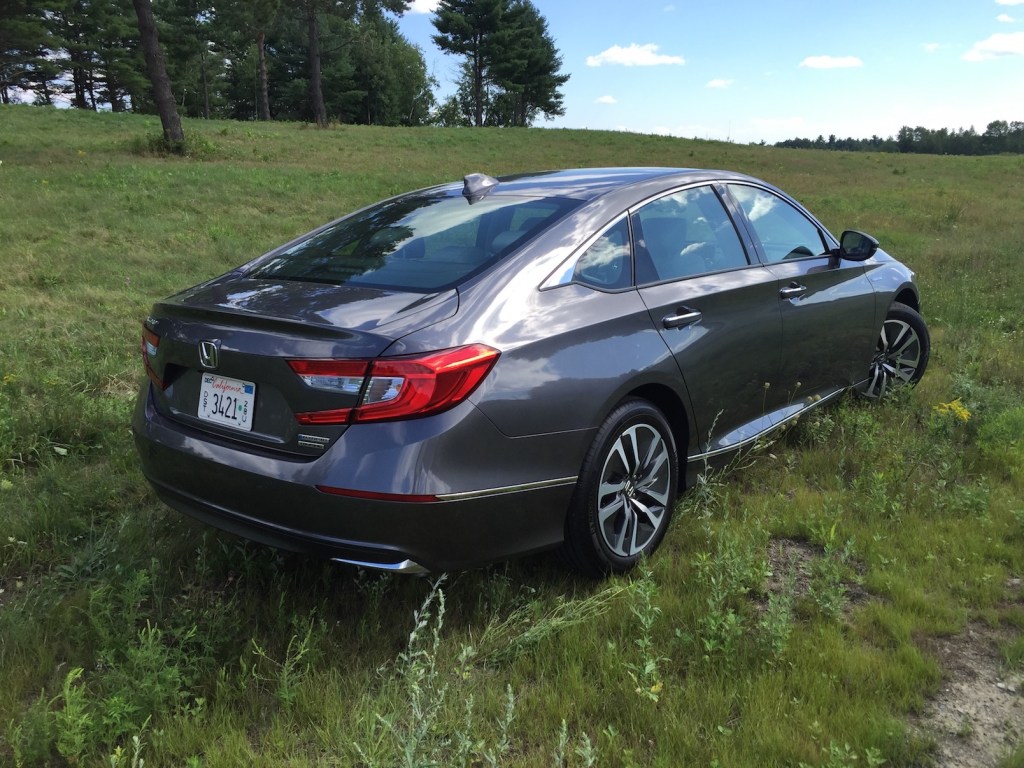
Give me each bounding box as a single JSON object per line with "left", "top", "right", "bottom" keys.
{"left": 141, "top": 323, "right": 163, "bottom": 389}
{"left": 290, "top": 344, "right": 499, "bottom": 425}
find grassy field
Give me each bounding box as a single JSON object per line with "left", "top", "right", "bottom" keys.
{"left": 1, "top": 104, "right": 1022, "bottom": 767}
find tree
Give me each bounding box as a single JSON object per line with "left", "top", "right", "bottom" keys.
{"left": 157, "top": 0, "right": 226, "bottom": 119}
{"left": 486, "top": 0, "right": 567, "bottom": 126}
{"left": 432, "top": 0, "right": 567, "bottom": 127}
{"left": 132, "top": 0, "right": 184, "bottom": 146}
{"left": 218, "top": 0, "right": 280, "bottom": 120}
{"left": 349, "top": 13, "right": 435, "bottom": 125}
{"left": 286, "top": 0, "right": 408, "bottom": 126}
{"left": 0, "top": 0, "right": 57, "bottom": 104}
{"left": 431, "top": 0, "right": 502, "bottom": 127}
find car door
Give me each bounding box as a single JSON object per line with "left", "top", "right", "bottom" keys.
{"left": 725, "top": 184, "right": 878, "bottom": 417}
{"left": 632, "top": 184, "right": 785, "bottom": 455}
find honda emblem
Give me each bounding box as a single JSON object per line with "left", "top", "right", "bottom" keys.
{"left": 199, "top": 340, "right": 220, "bottom": 370}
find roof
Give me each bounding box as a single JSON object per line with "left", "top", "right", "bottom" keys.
{"left": 446, "top": 167, "right": 742, "bottom": 202}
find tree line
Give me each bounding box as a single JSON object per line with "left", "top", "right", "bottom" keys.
{"left": 774, "top": 120, "right": 1024, "bottom": 156}
{"left": 0, "top": 0, "right": 568, "bottom": 129}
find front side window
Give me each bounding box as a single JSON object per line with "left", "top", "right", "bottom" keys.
{"left": 248, "top": 192, "right": 581, "bottom": 292}
{"left": 632, "top": 185, "right": 749, "bottom": 284}
{"left": 727, "top": 185, "right": 827, "bottom": 263}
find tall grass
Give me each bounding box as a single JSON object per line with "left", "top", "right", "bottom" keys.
{"left": 1, "top": 104, "right": 1022, "bottom": 766}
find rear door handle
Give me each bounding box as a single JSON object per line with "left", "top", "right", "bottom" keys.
{"left": 662, "top": 307, "right": 702, "bottom": 329}
{"left": 779, "top": 282, "right": 807, "bottom": 299}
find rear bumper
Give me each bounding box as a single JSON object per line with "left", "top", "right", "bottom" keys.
{"left": 133, "top": 386, "right": 585, "bottom": 572}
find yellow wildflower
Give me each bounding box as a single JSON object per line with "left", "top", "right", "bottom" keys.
{"left": 933, "top": 398, "right": 971, "bottom": 423}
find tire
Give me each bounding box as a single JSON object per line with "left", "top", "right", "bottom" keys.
{"left": 862, "top": 302, "right": 930, "bottom": 399}
{"left": 562, "top": 399, "right": 679, "bottom": 577}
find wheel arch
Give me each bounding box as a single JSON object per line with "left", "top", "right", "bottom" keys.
{"left": 894, "top": 287, "right": 920, "bottom": 313}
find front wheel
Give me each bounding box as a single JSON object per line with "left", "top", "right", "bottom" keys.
{"left": 863, "top": 302, "right": 930, "bottom": 399}
{"left": 562, "top": 399, "right": 679, "bottom": 577}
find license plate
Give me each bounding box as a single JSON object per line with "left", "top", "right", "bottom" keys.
{"left": 198, "top": 373, "right": 255, "bottom": 432}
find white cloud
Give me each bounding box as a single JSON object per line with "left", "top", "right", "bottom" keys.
{"left": 586, "top": 43, "right": 685, "bottom": 67}
{"left": 707, "top": 78, "right": 734, "bottom": 89}
{"left": 923, "top": 42, "right": 941, "bottom": 52}
{"left": 595, "top": 95, "right": 617, "bottom": 104}
{"left": 996, "top": 0, "right": 1024, "bottom": 5}
{"left": 408, "top": 0, "right": 440, "bottom": 13}
{"left": 997, "top": 13, "right": 1016, "bottom": 22}
{"left": 963, "top": 31, "right": 1024, "bottom": 60}
{"left": 799, "top": 55, "right": 863, "bottom": 69}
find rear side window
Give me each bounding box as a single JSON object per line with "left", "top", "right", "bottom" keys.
{"left": 248, "top": 192, "right": 581, "bottom": 292}
{"left": 727, "top": 184, "right": 827, "bottom": 263}
{"left": 572, "top": 218, "right": 632, "bottom": 290}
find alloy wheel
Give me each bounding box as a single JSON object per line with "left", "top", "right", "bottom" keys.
{"left": 596, "top": 423, "right": 672, "bottom": 558}
{"left": 865, "top": 317, "right": 923, "bottom": 398}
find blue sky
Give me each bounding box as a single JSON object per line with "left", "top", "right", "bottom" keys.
{"left": 399, "top": 0, "right": 1024, "bottom": 143}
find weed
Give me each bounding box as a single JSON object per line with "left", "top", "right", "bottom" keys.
{"left": 249, "top": 611, "right": 319, "bottom": 708}
{"left": 683, "top": 524, "right": 771, "bottom": 667}
{"left": 476, "top": 583, "right": 626, "bottom": 666}
{"left": 106, "top": 725, "right": 148, "bottom": 768}
{"left": 552, "top": 720, "right": 606, "bottom": 768}
{"left": 54, "top": 667, "right": 92, "bottom": 763}
{"left": 623, "top": 565, "right": 668, "bottom": 702}
{"left": 800, "top": 740, "right": 886, "bottom": 768}
{"left": 756, "top": 547, "right": 797, "bottom": 660}
{"left": 807, "top": 524, "right": 859, "bottom": 621}
{"left": 356, "top": 576, "right": 460, "bottom": 766}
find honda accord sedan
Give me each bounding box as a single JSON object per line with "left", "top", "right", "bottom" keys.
{"left": 133, "top": 168, "right": 929, "bottom": 576}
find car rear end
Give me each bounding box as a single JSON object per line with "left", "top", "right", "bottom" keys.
{"left": 133, "top": 182, "right": 588, "bottom": 571}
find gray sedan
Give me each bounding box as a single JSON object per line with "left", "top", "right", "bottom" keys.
{"left": 133, "top": 168, "right": 929, "bottom": 575}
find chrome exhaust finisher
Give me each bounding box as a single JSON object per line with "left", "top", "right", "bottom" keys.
{"left": 331, "top": 556, "right": 430, "bottom": 575}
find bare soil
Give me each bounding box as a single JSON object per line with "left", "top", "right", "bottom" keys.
{"left": 913, "top": 610, "right": 1024, "bottom": 767}
{"left": 765, "top": 539, "right": 1024, "bottom": 767}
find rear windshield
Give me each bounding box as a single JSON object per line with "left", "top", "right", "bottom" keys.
{"left": 247, "top": 191, "right": 582, "bottom": 292}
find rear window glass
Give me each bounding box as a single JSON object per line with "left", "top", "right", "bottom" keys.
{"left": 247, "top": 191, "right": 581, "bottom": 292}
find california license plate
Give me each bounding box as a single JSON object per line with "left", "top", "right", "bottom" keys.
{"left": 198, "top": 373, "right": 255, "bottom": 432}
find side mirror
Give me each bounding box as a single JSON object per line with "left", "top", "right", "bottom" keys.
{"left": 836, "top": 230, "right": 879, "bottom": 262}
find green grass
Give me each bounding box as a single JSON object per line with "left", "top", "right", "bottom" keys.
{"left": 1, "top": 103, "right": 1023, "bottom": 766}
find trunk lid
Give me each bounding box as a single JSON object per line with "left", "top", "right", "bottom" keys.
{"left": 143, "top": 278, "right": 458, "bottom": 456}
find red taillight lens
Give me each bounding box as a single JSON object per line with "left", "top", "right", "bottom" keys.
{"left": 355, "top": 344, "right": 499, "bottom": 423}
{"left": 289, "top": 344, "right": 499, "bottom": 425}
{"left": 141, "top": 325, "right": 163, "bottom": 389}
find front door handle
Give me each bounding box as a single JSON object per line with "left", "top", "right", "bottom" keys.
{"left": 779, "top": 282, "right": 807, "bottom": 299}
{"left": 662, "top": 307, "right": 702, "bottom": 329}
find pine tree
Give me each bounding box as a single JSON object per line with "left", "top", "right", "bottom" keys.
{"left": 431, "top": 0, "right": 567, "bottom": 128}
{"left": 486, "top": 0, "right": 567, "bottom": 126}
{"left": 0, "top": 0, "right": 58, "bottom": 104}
{"left": 431, "top": 0, "right": 503, "bottom": 127}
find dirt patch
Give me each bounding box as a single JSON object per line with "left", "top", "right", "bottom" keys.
{"left": 765, "top": 540, "right": 1024, "bottom": 766}
{"left": 763, "top": 537, "right": 869, "bottom": 608}
{"left": 913, "top": 618, "right": 1024, "bottom": 767}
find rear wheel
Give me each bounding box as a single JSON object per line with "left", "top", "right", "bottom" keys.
{"left": 863, "top": 302, "right": 930, "bottom": 399}
{"left": 563, "top": 399, "right": 678, "bottom": 576}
